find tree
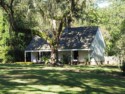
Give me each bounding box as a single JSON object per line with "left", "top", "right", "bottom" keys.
{"left": 0, "top": 0, "right": 34, "bottom": 62}
{"left": 94, "top": 0, "right": 125, "bottom": 56}
{"left": 116, "top": 19, "right": 125, "bottom": 61}
{"left": 31, "top": 0, "right": 92, "bottom": 64}
{"left": 0, "top": 0, "right": 99, "bottom": 63}
{"left": 0, "top": 0, "right": 15, "bottom": 32}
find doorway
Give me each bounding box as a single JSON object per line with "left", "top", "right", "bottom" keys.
{"left": 73, "top": 51, "right": 78, "bottom": 59}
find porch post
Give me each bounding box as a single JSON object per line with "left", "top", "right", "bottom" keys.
{"left": 24, "top": 51, "right": 26, "bottom": 62}
{"left": 88, "top": 50, "right": 90, "bottom": 64}
{"left": 71, "top": 50, "right": 73, "bottom": 65}
{"left": 39, "top": 51, "right": 41, "bottom": 61}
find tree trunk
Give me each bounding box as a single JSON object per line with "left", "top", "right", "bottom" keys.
{"left": 51, "top": 47, "right": 56, "bottom": 64}
{"left": 50, "top": 46, "right": 59, "bottom": 65}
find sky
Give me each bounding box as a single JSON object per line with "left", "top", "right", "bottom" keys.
{"left": 96, "top": 0, "right": 111, "bottom": 8}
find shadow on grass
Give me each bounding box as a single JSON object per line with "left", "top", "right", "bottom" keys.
{"left": 0, "top": 64, "right": 125, "bottom": 94}
{"left": 0, "top": 63, "right": 44, "bottom": 69}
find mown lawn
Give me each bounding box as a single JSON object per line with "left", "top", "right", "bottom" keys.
{"left": 0, "top": 64, "right": 125, "bottom": 94}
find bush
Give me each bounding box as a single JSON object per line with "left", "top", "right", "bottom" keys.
{"left": 3, "top": 54, "right": 15, "bottom": 63}
{"left": 3, "top": 48, "right": 24, "bottom": 63}
{"left": 120, "top": 61, "right": 125, "bottom": 71}
{"left": 41, "top": 56, "right": 50, "bottom": 64}
{"left": 120, "top": 61, "right": 125, "bottom": 76}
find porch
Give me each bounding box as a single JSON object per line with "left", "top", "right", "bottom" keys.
{"left": 24, "top": 49, "right": 91, "bottom": 64}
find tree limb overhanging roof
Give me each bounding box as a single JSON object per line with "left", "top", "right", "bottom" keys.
{"left": 26, "top": 26, "right": 99, "bottom": 50}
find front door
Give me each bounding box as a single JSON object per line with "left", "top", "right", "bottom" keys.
{"left": 74, "top": 51, "right": 78, "bottom": 59}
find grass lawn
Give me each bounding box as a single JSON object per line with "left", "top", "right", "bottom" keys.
{"left": 0, "top": 64, "right": 125, "bottom": 94}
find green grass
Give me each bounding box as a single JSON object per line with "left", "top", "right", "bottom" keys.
{"left": 0, "top": 64, "right": 125, "bottom": 94}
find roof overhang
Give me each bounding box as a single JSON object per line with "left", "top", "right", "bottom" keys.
{"left": 25, "top": 49, "right": 91, "bottom": 52}
{"left": 25, "top": 49, "right": 51, "bottom": 52}
{"left": 58, "top": 49, "right": 91, "bottom": 51}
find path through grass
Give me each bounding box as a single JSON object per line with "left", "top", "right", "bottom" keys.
{"left": 0, "top": 64, "right": 125, "bottom": 94}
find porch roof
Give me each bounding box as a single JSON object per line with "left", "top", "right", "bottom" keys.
{"left": 25, "top": 49, "right": 91, "bottom": 52}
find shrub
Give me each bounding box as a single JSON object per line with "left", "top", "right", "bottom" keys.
{"left": 121, "top": 61, "right": 125, "bottom": 71}
{"left": 3, "top": 55, "right": 15, "bottom": 63}
{"left": 120, "top": 61, "right": 125, "bottom": 75}
{"left": 41, "top": 56, "right": 50, "bottom": 64}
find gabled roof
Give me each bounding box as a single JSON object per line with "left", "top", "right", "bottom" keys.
{"left": 26, "top": 26, "right": 99, "bottom": 50}
{"left": 59, "top": 26, "right": 98, "bottom": 49}
{"left": 25, "top": 35, "right": 50, "bottom": 50}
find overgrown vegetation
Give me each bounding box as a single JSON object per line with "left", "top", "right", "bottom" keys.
{"left": 0, "top": 8, "right": 32, "bottom": 63}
